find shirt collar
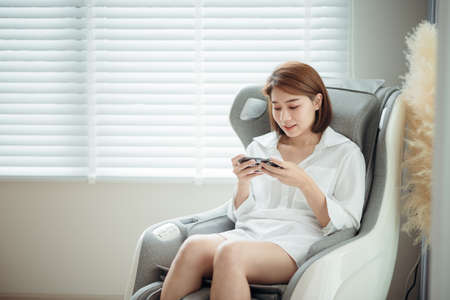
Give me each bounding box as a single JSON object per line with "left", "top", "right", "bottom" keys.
{"left": 252, "top": 126, "right": 349, "bottom": 150}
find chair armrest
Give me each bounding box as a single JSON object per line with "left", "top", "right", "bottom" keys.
{"left": 187, "top": 201, "right": 234, "bottom": 235}
{"left": 304, "top": 228, "right": 356, "bottom": 260}
{"left": 188, "top": 215, "right": 235, "bottom": 235}
{"left": 130, "top": 218, "right": 189, "bottom": 297}
{"left": 189, "top": 200, "right": 230, "bottom": 220}
{"left": 129, "top": 201, "right": 234, "bottom": 298}
{"left": 282, "top": 228, "right": 356, "bottom": 300}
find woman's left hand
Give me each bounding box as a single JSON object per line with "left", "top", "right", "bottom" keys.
{"left": 261, "top": 157, "right": 308, "bottom": 188}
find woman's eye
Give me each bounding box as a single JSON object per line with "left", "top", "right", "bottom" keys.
{"left": 274, "top": 106, "right": 298, "bottom": 111}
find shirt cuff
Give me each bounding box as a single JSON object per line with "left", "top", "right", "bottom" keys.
{"left": 322, "top": 195, "right": 349, "bottom": 236}
{"left": 226, "top": 185, "right": 256, "bottom": 222}
{"left": 321, "top": 219, "right": 338, "bottom": 236}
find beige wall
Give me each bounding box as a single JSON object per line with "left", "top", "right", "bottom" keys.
{"left": 353, "top": 1, "right": 427, "bottom": 300}
{"left": 0, "top": 181, "right": 229, "bottom": 297}
{"left": 353, "top": 0, "right": 427, "bottom": 87}
{"left": 0, "top": 0, "right": 427, "bottom": 298}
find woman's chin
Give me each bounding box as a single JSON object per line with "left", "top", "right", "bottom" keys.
{"left": 283, "top": 127, "right": 299, "bottom": 136}
{"left": 283, "top": 127, "right": 307, "bottom": 138}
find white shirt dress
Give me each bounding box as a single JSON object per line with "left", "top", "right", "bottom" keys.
{"left": 219, "top": 126, "right": 366, "bottom": 267}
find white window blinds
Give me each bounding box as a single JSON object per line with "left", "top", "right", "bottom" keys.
{"left": 0, "top": 0, "right": 352, "bottom": 184}
{"left": 0, "top": 0, "right": 89, "bottom": 179}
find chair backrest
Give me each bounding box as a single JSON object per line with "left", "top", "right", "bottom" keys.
{"left": 229, "top": 78, "right": 395, "bottom": 217}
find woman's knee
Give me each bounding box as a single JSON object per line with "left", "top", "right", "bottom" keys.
{"left": 213, "top": 241, "right": 243, "bottom": 269}
{"left": 176, "top": 234, "right": 222, "bottom": 269}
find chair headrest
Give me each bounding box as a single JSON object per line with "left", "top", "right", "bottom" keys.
{"left": 230, "top": 78, "right": 385, "bottom": 150}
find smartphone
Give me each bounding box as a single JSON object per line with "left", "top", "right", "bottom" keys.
{"left": 238, "top": 156, "right": 283, "bottom": 168}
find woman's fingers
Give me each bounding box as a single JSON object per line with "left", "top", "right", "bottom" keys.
{"left": 239, "top": 159, "right": 258, "bottom": 171}
{"left": 230, "top": 155, "right": 264, "bottom": 180}
{"left": 245, "top": 166, "right": 263, "bottom": 177}
{"left": 262, "top": 161, "right": 283, "bottom": 175}
{"left": 232, "top": 159, "right": 257, "bottom": 175}
{"left": 239, "top": 163, "right": 256, "bottom": 175}
{"left": 231, "top": 154, "right": 246, "bottom": 166}
{"left": 245, "top": 164, "right": 262, "bottom": 174}
{"left": 248, "top": 171, "right": 264, "bottom": 178}
{"left": 268, "top": 157, "right": 284, "bottom": 168}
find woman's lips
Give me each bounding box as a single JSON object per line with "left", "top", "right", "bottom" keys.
{"left": 284, "top": 125, "right": 296, "bottom": 131}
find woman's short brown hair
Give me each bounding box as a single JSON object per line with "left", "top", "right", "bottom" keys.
{"left": 261, "top": 61, "right": 332, "bottom": 136}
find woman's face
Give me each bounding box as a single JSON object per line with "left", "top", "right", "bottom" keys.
{"left": 270, "top": 87, "right": 322, "bottom": 138}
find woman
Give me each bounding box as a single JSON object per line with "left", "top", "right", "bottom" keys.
{"left": 160, "top": 61, "right": 366, "bottom": 300}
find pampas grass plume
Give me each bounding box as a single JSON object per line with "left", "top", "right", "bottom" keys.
{"left": 399, "top": 20, "right": 436, "bottom": 246}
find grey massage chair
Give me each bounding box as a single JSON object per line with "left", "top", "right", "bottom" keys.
{"left": 125, "top": 78, "right": 405, "bottom": 300}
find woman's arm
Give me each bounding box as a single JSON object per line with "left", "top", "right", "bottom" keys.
{"left": 297, "top": 177, "right": 331, "bottom": 228}
{"left": 316, "top": 148, "right": 366, "bottom": 235}
{"left": 288, "top": 147, "right": 365, "bottom": 233}
{"left": 234, "top": 182, "right": 251, "bottom": 210}
{"left": 226, "top": 182, "right": 257, "bottom": 222}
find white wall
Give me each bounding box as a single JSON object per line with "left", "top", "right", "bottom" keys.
{"left": 0, "top": 0, "right": 427, "bottom": 298}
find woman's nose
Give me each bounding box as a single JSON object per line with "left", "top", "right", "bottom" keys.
{"left": 280, "top": 109, "right": 291, "bottom": 121}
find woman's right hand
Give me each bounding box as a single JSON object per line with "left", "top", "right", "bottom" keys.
{"left": 231, "top": 154, "right": 263, "bottom": 185}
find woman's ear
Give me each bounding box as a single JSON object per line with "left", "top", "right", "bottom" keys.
{"left": 313, "top": 93, "right": 322, "bottom": 110}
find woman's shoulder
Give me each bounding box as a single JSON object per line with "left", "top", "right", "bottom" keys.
{"left": 246, "top": 131, "right": 279, "bottom": 152}
{"left": 320, "top": 127, "right": 365, "bottom": 167}
{"left": 330, "top": 138, "right": 364, "bottom": 161}
{"left": 252, "top": 131, "right": 278, "bottom": 145}
{"left": 319, "top": 127, "right": 355, "bottom": 153}
{"left": 336, "top": 137, "right": 362, "bottom": 154}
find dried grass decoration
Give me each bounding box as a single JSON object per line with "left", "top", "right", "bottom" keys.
{"left": 399, "top": 20, "right": 436, "bottom": 246}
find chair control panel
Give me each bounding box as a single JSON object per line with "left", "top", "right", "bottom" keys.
{"left": 153, "top": 223, "right": 181, "bottom": 241}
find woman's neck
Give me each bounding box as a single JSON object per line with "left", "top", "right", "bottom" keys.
{"left": 279, "top": 131, "right": 322, "bottom": 148}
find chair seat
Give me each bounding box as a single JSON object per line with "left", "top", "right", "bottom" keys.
{"left": 182, "top": 286, "right": 281, "bottom": 300}
{"left": 157, "top": 264, "right": 286, "bottom": 300}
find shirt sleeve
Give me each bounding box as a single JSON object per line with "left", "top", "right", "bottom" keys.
{"left": 321, "top": 147, "right": 366, "bottom": 236}
{"left": 226, "top": 183, "right": 257, "bottom": 223}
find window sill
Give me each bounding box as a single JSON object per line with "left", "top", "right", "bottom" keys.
{"left": 0, "top": 175, "right": 237, "bottom": 185}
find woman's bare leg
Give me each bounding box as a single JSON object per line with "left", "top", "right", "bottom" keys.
{"left": 210, "top": 241, "right": 298, "bottom": 300}
{"left": 160, "top": 233, "right": 226, "bottom": 300}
